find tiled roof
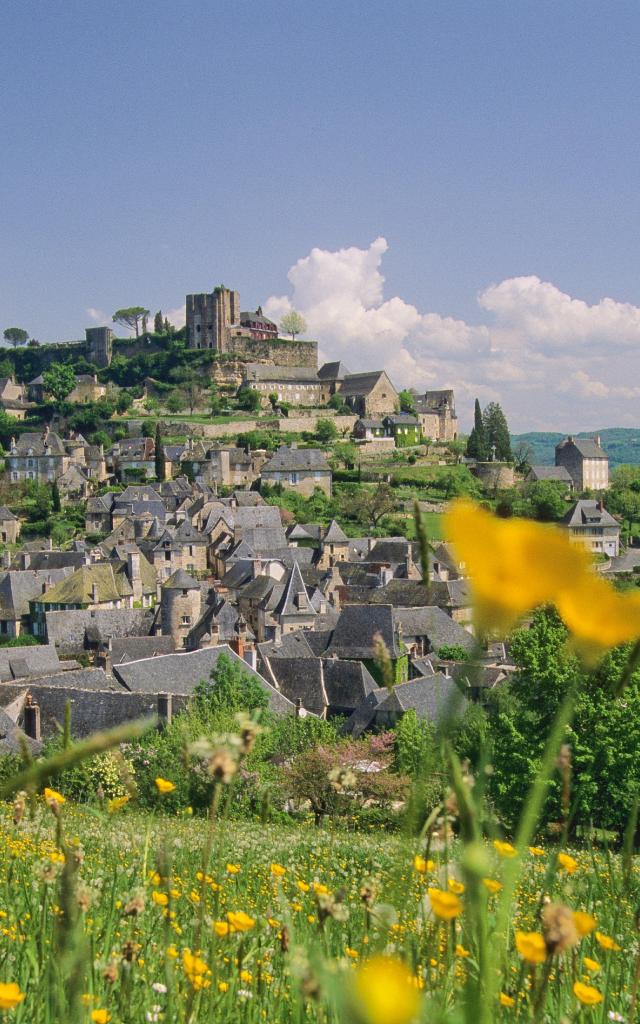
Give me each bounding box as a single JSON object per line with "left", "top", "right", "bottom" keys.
{"left": 262, "top": 446, "right": 331, "bottom": 473}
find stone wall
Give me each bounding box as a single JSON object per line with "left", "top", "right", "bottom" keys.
{"left": 223, "top": 336, "right": 318, "bottom": 368}
{"left": 471, "top": 462, "right": 515, "bottom": 489}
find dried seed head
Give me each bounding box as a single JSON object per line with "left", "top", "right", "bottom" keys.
{"left": 123, "top": 891, "right": 145, "bottom": 917}
{"left": 13, "top": 791, "right": 26, "bottom": 825}
{"left": 208, "top": 748, "right": 237, "bottom": 784}
{"left": 542, "top": 902, "right": 580, "bottom": 955}
{"left": 103, "top": 961, "right": 118, "bottom": 984}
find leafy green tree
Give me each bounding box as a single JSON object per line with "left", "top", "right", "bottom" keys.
{"left": 328, "top": 393, "right": 349, "bottom": 414}
{"left": 437, "top": 644, "right": 471, "bottom": 661}
{"left": 398, "top": 390, "right": 416, "bottom": 414}
{"left": 165, "top": 391, "right": 183, "bottom": 414}
{"left": 344, "top": 481, "right": 396, "bottom": 529}
{"left": 315, "top": 418, "right": 338, "bottom": 443}
{"left": 466, "top": 398, "right": 488, "bottom": 460}
{"left": 280, "top": 310, "right": 307, "bottom": 341}
{"left": 513, "top": 440, "right": 534, "bottom": 475}
{"left": 526, "top": 480, "right": 567, "bottom": 521}
{"left": 482, "top": 402, "right": 512, "bottom": 462}
{"left": 3, "top": 327, "right": 28, "bottom": 348}
{"left": 333, "top": 442, "right": 358, "bottom": 469}
{"left": 153, "top": 311, "right": 164, "bottom": 333}
{"left": 194, "top": 653, "right": 271, "bottom": 714}
{"left": 42, "top": 362, "right": 76, "bottom": 403}
{"left": 237, "top": 386, "right": 261, "bottom": 412}
{"left": 112, "top": 307, "right": 150, "bottom": 338}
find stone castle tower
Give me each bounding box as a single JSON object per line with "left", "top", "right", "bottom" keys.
{"left": 186, "top": 286, "right": 240, "bottom": 351}
{"left": 160, "top": 569, "right": 201, "bottom": 648}
{"left": 85, "top": 326, "right": 113, "bottom": 367}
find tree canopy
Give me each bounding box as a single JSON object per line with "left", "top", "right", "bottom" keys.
{"left": 280, "top": 310, "right": 307, "bottom": 341}
{"left": 42, "top": 362, "right": 76, "bottom": 403}
{"left": 112, "top": 307, "right": 150, "bottom": 338}
{"left": 3, "top": 327, "right": 28, "bottom": 348}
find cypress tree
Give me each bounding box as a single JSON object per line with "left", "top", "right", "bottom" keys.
{"left": 154, "top": 422, "right": 165, "bottom": 481}
{"left": 466, "top": 398, "right": 488, "bottom": 460}
{"left": 482, "top": 402, "right": 513, "bottom": 462}
{"left": 51, "top": 480, "right": 61, "bottom": 514}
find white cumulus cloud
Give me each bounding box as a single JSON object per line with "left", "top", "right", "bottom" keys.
{"left": 264, "top": 238, "right": 640, "bottom": 432}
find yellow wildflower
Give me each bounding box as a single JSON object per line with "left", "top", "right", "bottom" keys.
{"left": 267, "top": 917, "right": 280, "bottom": 928}
{"left": 499, "top": 993, "right": 515, "bottom": 1008}
{"left": 515, "top": 931, "right": 547, "bottom": 965}
{"left": 226, "top": 863, "right": 240, "bottom": 874}
{"left": 350, "top": 956, "right": 421, "bottom": 1024}
{"left": 493, "top": 839, "right": 517, "bottom": 858}
{"left": 43, "top": 787, "right": 65, "bottom": 806}
{"left": 482, "top": 878, "right": 502, "bottom": 894}
{"left": 107, "top": 795, "right": 130, "bottom": 813}
{"left": 345, "top": 947, "right": 359, "bottom": 959}
{"left": 455, "top": 944, "right": 470, "bottom": 957}
{"left": 151, "top": 891, "right": 168, "bottom": 906}
{"left": 529, "top": 846, "right": 545, "bottom": 857}
{"left": 154, "top": 778, "right": 175, "bottom": 794}
{"left": 213, "top": 921, "right": 230, "bottom": 937}
{"left": 218, "top": 981, "right": 229, "bottom": 993}
{"left": 226, "top": 910, "right": 255, "bottom": 932}
{"left": 313, "top": 882, "right": 329, "bottom": 895}
{"left": 595, "top": 931, "right": 621, "bottom": 951}
{"left": 90, "top": 1012, "right": 111, "bottom": 1024}
{"left": 296, "top": 880, "right": 310, "bottom": 892}
{"left": 573, "top": 981, "right": 603, "bottom": 1006}
{"left": 413, "top": 855, "right": 434, "bottom": 874}
{"left": 557, "top": 573, "right": 640, "bottom": 663}
{"left": 0, "top": 983, "right": 25, "bottom": 1010}
{"left": 583, "top": 957, "right": 601, "bottom": 972}
{"left": 447, "top": 878, "right": 465, "bottom": 895}
{"left": 427, "top": 888, "right": 462, "bottom": 920}
{"left": 270, "top": 863, "right": 286, "bottom": 877}
{"left": 557, "top": 852, "right": 578, "bottom": 874}
{"left": 573, "top": 911, "right": 597, "bottom": 936}
{"left": 240, "top": 970, "right": 252, "bottom": 984}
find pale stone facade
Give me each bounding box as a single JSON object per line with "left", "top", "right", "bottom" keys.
{"left": 555, "top": 436, "right": 609, "bottom": 491}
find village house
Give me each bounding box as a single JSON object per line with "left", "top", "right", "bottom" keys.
{"left": 0, "top": 378, "right": 30, "bottom": 419}
{"left": 6, "top": 428, "right": 70, "bottom": 483}
{"left": 413, "top": 389, "right": 458, "bottom": 441}
{"left": 239, "top": 307, "right": 278, "bottom": 340}
{"left": 66, "top": 374, "right": 107, "bottom": 404}
{"left": 555, "top": 436, "right": 609, "bottom": 490}
{"left": 0, "top": 507, "right": 20, "bottom": 545}
{"left": 525, "top": 465, "right": 574, "bottom": 488}
{"left": 352, "top": 418, "right": 385, "bottom": 441}
{"left": 107, "top": 437, "right": 156, "bottom": 481}
{"left": 260, "top": 445, "right": 332, "bottom": 498}
{"left": 382, "top": 414, "right": 421, "bottom": 447}
{"left": 561, "top": 499, "right": 620, "bottom": 557}
{"left": 316, "top": 361, "right": 351, "bottom": 402}
{"left": 338, "top": 371, "right": 398, "bottom": 417}
{"left": 243, "top": 364, "right": 323, "bottom": 407}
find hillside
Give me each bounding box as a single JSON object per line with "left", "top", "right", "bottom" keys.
{"left": 512, "top": 427, "right": 640, "bottom": 467}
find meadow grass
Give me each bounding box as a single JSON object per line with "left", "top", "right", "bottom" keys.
{"left": 0, "top": 800, "right": 638, "bottom": 1023}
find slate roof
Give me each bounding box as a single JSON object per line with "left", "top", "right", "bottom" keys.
{"left": 278, "top": 562, "right": 316, "bottom": 617}
{"left": 109, "top": 636, "right": 175, "bottom": 664}
{"left": 393, "top": 606, "right": 476, "bottom": 652}
{"left": 257, "top": 632, "right": 317, "bottom": 660}
{"left": 244, "top": 364, "right": 319, "bottom": 382}
{"left": 0, "top": 569, "right": 73, "bottom": 619}
{"left": 11, "top": 431, "right": 66, "bottom": 456}
{"left": 324, "top": 604, "right": 402, "bottom": 659}
{"left": 556, "top": 437, "right": 607, "bottom": 459}
{"left": 527, "top": 466, "right": 573, "bottom": 483}
{"left": 163, "top": 568, "right": 199, "bottom": 590}
{"left": 37, "top": 563, "right": 130, "bottom": 606}
{"left": 261, "top": 446, "right": 331, "bottom": 474}
{"left": 0, "top": 643, "right": 61, "bottom": 682}
{"left": 262, "top": 657, "right": 326, "bottom": 715}
{"left": 44, "top": 608, "right": 154, "bottom": 650}
{"left": 321, "top": 659, "right": 378, "bottom": 710}
{"left": 340, "top": 371, "right": 390, "bottom": 397}
{"left": 317, "top": 361, "right": 351, "bottom": 380}
{"left": 323, "top": 519, "right": 348, "bottom": 544}
{"left": 562, "top": 500, "right": 619, "bottom": 529}
{"left": 112, "top": 645, "right": 294, "bottom": 712}
{"left": 0, "top": 507, "right": 17, "bottom": 522}
{"left": 383, "top": 414, "right": 420, "bottom": 427}
{"left": 378, "top": 675, "right": 468, "bottom": 723}
{"left": 0, "top": 706, "right": 41, "bottom": 756}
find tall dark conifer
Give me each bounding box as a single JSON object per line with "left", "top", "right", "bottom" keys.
{"left": 154, "top": 422, "right": 165, "bottom": 481}
{"left": 482, "top": 402, "right": 513, "bottom": 462}
{"left": 466, "top": 398, "right": 488, "bottom": 460}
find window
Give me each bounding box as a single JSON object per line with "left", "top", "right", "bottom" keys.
{"left": 181, "top": 615, "right": 191, "bottom": 625}
{"left": 289, "top": 472, "right": 298, "bottom": 484}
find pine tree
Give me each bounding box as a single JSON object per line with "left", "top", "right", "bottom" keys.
{"left": 51, "top": 481, "right": 61, "bottom": 514}
{"left": 466, "top": 398, "right": 488, "bottom": 460}
{"left": 482, "top": 402, "right": 512, "bottom": 462}
{"left": 154, "top": 422, "right": 165, "bottom": 481}
{"left": 154, "top": 310, "right": 164, "bottom": 333}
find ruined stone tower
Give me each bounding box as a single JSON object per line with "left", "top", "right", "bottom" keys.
{"left": 185, "top": 286, "right": 241, "bottom": 351}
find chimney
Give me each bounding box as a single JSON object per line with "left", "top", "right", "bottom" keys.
{"left": 230, "top": 633, "right": 245, "bottom": 660}
{"left": 598, "top": 500, "right": 604, "bottom": 512}
{"left": 157, "top": 693, "right": 173, "bottom": 727}
{"left": 243, "top": 647, "right": 257, "bottom": 671}
{"left": 24, "top": 699, "right": 41, "bottom": 741}
{"left": 127, "top": 550, "right": 141, "bottom": 581}
{"left": 252, "top": 559, "right": 262, "bottom": 580}
{"left": 594, "top": 435, "right": 601, "bottom": 447}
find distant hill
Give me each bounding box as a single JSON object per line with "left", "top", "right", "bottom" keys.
{"left": 511, "top": 428, "right": 640, "bottom": 468}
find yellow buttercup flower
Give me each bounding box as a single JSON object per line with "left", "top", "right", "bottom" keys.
{"left": 482, "top": 878, "right": 502, "bottom": 894}
{"left": 218, "top": 981, "right": 229, "bottom": 993}
{"left": 0, "top": 983, "right": 25, "bottom": 1010}
{"left": 583, "top": 957, "right": 601, "bottom": 972}
{"left": 90, "top": 1011, "right": 111, "bottom": 1024}
{"left": 595, "top": 931, "right": 621, "bottom": 952}
{"left": 499, "top": 993, "right": 515, "bottom": 1008}
{"left": 529, "top": 846, "right": 545, "bottom": 857}
{"left": 573, "top": 911, "right": 596, "bottom": 936}
{"left": 557, "top": 853, "right": 578, "bottom": 874}
{"left": 267, "top": 917, "right": 280, "bottom": 928}
{"left": 413, "top": 855, "right": 434, "bottom": 874}
{"left": 270, "top": 863, "right": 286, "bottom": 877}
{"left": 213, "top": 921, "right": 230, "bottom": 937}
{"left": 445, "top": 500, "right": 590, "bottom": 634}
{"left": 43, "top": 787, "right": 65, "bottom": 806}
{"left": 515, "top": 931, "right": 547, "bottom": 965}
{"left": 313, "top": 882, "right": 329, "bottom": 895}
{"left": 154, "top": 777, "right": 175, "bottom": 794}
{"left": 226, "top": 863, "right": 240, "bottom": 874}
{"left": 455, "top": 944, "right": 470, "bottom": 958}
{"left": 107, "top": 795, "right": 130, "bottom": 813}
{"left": 296, "top": 880, "right": 310, "bottom": 892}
{"left": 152, "top": 891, "right": 168, "bottom": 906}
{"left": 427, "top": 888, "right": 462, "bottom": 920}
{"left": 350, "top": 956, "right": 421, "bottom": 1024}
{"left": 573, "top": 981, "right": 603, "bottom": 1006}
{"left": 447, "top": 878, "right": 465, "bottom": 895}
{"left": 226, "top": 910, "right": 255, "bottom": 932}
{"left": 493, "top": 839, "right": 517, "bottom": 858}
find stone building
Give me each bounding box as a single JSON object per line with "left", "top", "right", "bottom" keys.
{"left": 0, "top": 508, "right": 19, "bottom": 545}
{"left": 260, "top": 445, "right": 332, "bottom": 498}
{"left": 239, "top": 307, "right": 278, "bottom": 339}
{"left": 382, "top": 414, "right": 421, "bottom": 447}
{"left": 186, "top": 286, "right": 241, "bottom": 350}
{"left": 555, "top": 436, "right": 609, "bottom": 491}
{"left": 6, "top": 428, "right": 70, "bottom": 483}
{"left": 67, "top": 374, "right": 107, "bottom": 404}
{"left": 562, "top": 499, "right": 620, "bottom": 557}
{"left": 413, "top": 389, "right": 458, "bottom": 441}
{"left": 85, "top": 326, "right": 114, "bottom": 368}
{"left": 160, "top": 568, "right": 202, "bottom": 648}
{"left": 243, "top": 364, "right": 323, "bottom": 407}
{"left": 339, "top": 371, "right": 398, "bottom": 417}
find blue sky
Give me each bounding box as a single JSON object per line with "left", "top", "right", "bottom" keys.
{"left": 2, "top": 1, "right": 640, "bottom": 431}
